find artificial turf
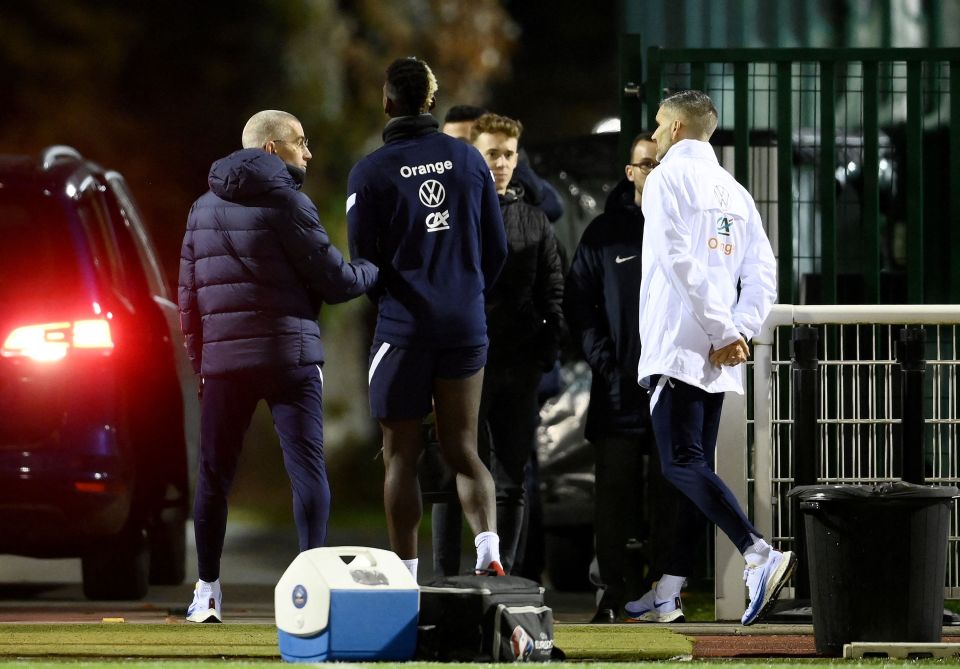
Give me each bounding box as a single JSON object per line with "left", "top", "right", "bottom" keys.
{"left": 0, "top": 622, "right": 692, "bottom": 661}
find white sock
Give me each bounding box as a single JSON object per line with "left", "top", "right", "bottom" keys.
{"left": 474, "top": 531, "right": 500, "bottom": 571}
{"left": 655, "top": 574, "right": 686, "bottom": 599}
{"left": 402, "top": 558, "right": 418, "bottom": 580}
{"left": 743, "top": 537, "right": 772, "bottom": 566}
{"left": 197, "top": 578, "right": 219, "bottom": 591}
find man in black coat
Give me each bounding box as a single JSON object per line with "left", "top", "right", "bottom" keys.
{"left": 563, "top": 133, "right": 667, "bottom": 622}
{"left": 431, "top": 113, "right": 564, "bottom": 576}
{"left": 178, "top": 109, "right": 377, "bottom": 622}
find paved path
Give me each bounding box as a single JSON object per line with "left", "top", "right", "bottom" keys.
{"left": 0, "top": 519, "right": 599, "bottom": 624}
{"left": 3, "top": 519, "right": 958, "bottom": 660}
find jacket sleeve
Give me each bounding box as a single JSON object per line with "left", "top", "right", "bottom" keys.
{"left": 346, "top": 165, "right": 387, "bottom": 302}
{"left": 643, "top": 171, "right": 741, "bottom": 349}
{"left": 563, "top": 223, "right": 617, "bottom": 382}
{"left": 346, "top": 165, "right": 379, "bottom": 264}
{"left": 733, "top": 197, "right": 778, "bottom": 339}
{"left": 279, "top": 193, "right": 379, "bottom": 305}
{"left": 480, "top": 169, "right": 508, "bottom": 292}
{"left": 177, "top": 218, "right": 201, "bottom": 375}
{"left": 532, "top": 215, "right": 566, "bottom": 370}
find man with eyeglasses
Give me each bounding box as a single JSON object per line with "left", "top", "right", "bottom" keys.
{"left": 178, "top": 109, "right": 378, "bottom": 622}
{"left": 563, "top": 132, "right": 669, "bottom": 623}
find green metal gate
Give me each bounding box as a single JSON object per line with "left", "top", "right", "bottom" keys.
{"left": 621, "top": 47, "right": 960, "bottom": 305}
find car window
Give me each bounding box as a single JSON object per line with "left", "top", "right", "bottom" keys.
{"left": 104, "top": 174, "right": 170, "bottom": 301}
{"left": 95, "top": 177, "right": 150, "bottom": 302}
{"left": 0, "top": 199, "right": 81, "bottom": 302}
{"left": 77, "top": 184, "right": 128, "bottom": 298}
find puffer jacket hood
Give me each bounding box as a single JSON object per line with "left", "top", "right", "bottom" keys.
{"left": 208, "top": 149, "right": 295, "bottom": 202}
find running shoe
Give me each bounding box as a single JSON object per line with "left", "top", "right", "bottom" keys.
{"left": 624, "top": 588, "right": 685, "bottom": 623}
{"left": 475, "top": 560, "right": 506, "bottom": 576}
{"left": 741, "top": 549, "right": 797, "bottom": 626}
{"left": 186, "top": 579, "right": 222, "bottom": 623}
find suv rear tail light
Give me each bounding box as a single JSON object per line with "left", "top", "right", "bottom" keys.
{"left": 1, "top": 318, "right": 115, "bottom": 362}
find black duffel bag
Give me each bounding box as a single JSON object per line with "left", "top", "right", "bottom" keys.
{"left": 417, "top": 574, "right": 562, "bottom": 662}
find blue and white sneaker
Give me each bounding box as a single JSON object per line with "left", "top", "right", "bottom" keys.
{"left": 186, "top": 579, "right": 222, "bottom": 623}
{"left": 624, "top": 588, "right": 685, "bottom": 623}
{"left": 741, "top": 549, "right": 796, "bottom": 626}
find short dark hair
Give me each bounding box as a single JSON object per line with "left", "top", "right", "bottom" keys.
{"left": 385, "top": 57, "right": 438, "bottom": 116}
{"left": 444, "top": 105, "right": 487, "bottom": 124}
{"left": 661, "top": 89, "right": 718, "bottom": 139}
{"left": 629, "top": 132, "right": 655, "bottom": 159}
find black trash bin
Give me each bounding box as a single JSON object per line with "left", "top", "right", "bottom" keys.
{"left": 790, "top": 482, "right": 958, "bottom": 656}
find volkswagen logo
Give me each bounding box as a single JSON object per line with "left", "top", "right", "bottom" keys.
{"left": 418, "top": 179, "right": 446, "bottom": 208}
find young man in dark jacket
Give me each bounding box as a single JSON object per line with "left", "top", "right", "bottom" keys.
{"left": 347, "top": 58, "right": 509, "bottom": 580}
{"left": 442, "top": 104, "right": 565, "bottom": 223}
{"left": 431, "top": 113, "right": 565, "bottom": 576}
{"left": 563, "top": 133, "right": 664, "bottom": 622}
{"left": 178, "top": 110, "right": 378, "bottom": 622}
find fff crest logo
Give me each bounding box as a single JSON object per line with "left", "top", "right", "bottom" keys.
{"left": 716, "top": 216, "right": 733, "bottom": 236}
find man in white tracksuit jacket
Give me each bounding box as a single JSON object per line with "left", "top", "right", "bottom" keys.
{"left": 623, "top": 90, "right": 796, "bottom": 627}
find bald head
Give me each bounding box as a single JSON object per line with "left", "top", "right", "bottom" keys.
{"left": 240, "top": 109, "right": 312, "bottom": 170}
{"left": 241, "top": 110, "right": 301, "bottom": 149}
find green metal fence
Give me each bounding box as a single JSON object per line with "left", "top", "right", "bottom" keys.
{"left": 633, "top": 47, "right": 960, "bottom": 305}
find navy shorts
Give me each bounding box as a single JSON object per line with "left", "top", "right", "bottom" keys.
{"left": 367, "top": 340, "right": 487, "bottom": 420}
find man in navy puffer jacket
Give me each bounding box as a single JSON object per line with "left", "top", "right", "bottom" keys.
{"left": 178, "top": 109, "right": 377, "bottom": 622}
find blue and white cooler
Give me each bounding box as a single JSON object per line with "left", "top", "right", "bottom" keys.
{"left": 275, "top": 546, "right": 419, "bottom": 662}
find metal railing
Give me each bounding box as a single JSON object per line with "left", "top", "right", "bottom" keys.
{"left": 715, "top": 304, "right": 960, "bottom": 620}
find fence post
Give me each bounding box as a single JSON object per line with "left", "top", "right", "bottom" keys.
{"left": 897, "top": 327, "right": 927, "bottom": 484}
{"left": 791, "top": 325, "right": 819, "bottom": 601}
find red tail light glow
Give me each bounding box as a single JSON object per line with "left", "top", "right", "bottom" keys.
{"left": 74, "top": 481, "right": 108, "bottom": 493}
{"left": 72, "top": 319, "right": 114, "bottom": 349}
{"left": 1, "top": 319, "right": 115, "bottom": 362}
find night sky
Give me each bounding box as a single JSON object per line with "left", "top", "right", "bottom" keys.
{"left": 1, "top": 2, "right": 620, "bottom": 278}
{"left": 490, "top": 0, "right": 620, "bottom": 143}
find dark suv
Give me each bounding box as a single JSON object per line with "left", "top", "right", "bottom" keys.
{"left": 0, "top": 146, "right": 197, "bottom": 600}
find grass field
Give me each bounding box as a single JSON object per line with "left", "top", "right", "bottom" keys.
{"left": 0, "top": 623, "right": 690, "bottom": 661}
{"left": 0, "top": 658, "right": 957, "bottom": 668}
{"left": 0, "top": 657, "right": 956, "bottom": 666}
{"left": 1, "top": 623, "right": 959, "bottom": 668}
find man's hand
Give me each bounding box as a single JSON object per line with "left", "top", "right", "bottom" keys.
{"left": 709, "top": 337, "right": 750, "bottom": 368}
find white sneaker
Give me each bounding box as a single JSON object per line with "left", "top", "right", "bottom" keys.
{"left": 741, "top": 549, "right": 796, "bottom": 626}
{"left": 623, "top": 588, "right": 685, "bottom": 623}
{"left": 186, "top": 579, "right": 222, "bottom": 623}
